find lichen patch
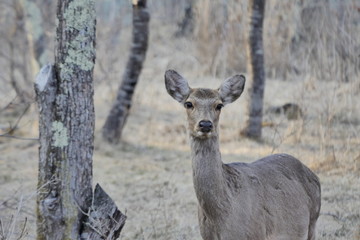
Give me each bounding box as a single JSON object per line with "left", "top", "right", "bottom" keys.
{"left": 51, "top": 121, "right": 68, "bottom": 147}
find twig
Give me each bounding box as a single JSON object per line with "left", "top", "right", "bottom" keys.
{"left": 0, "top": 95, "right": 18, "bottom": 113}
{"left": 321, "top": 212, "right": 345, "bottom": 222}
{"left": 0, "top": 134, "right": 39, "bottom": 141}
{"left": 7, "top": 195, "right": 24, "bottom": 239}
{"left": 0, "top": 218, "right": 5, "bottom": 239}
{"left": 1, "top": 102, "right": 30, "bottom": 133}
{"left": 16, "top": 217, "right": 27, "bottom": 240}
{"left": 0, "top": 102, "right": 37, "bottom": 141}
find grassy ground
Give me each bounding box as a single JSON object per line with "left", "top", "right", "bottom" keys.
{"left": 1, "top": 69, "right": 359, "bottom": 239}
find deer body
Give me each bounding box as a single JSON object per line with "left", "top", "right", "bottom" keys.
{"left": 165, "top": 70, "right": 321, "bottom": 240}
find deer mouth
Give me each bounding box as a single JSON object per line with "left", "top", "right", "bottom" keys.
{"left": 193, "top": 128, "right": 215, "bottom": 139}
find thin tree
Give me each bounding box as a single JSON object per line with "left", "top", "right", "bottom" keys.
{"left": 1, "top": 0, "right": 38, "bottom": 103}
{"left": 241, "top": 0, "right": 266, "bottom": 139}
{"left": 102, "top": 0, "right": 150, "bottom": 144}
{"left": 175, "top": 1, "right": 194, "bottom": 37}
{"left": 35, "top": 1, "right": 125, "bottom": 239}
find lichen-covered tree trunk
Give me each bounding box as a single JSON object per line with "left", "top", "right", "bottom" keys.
{"left": 35, "top": 0, "right": 96, "bottom": 238}
{"left": 102, "top": 0, "right": 150, "bottom": 144}
{"left": 35, "top": 1, "right": 125, "bottom": 239}
{"left": 241, "top": 0, "right": 266, "bottom": 139}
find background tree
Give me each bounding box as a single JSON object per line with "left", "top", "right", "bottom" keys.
{"left": 27, "top": 0, "right": 57, "bottom": 66}
{"left": 102, "top": 0, "right": 150, "bottom": 144}
{"left": 35, "top": 1, "right": 125, "bottom": 239}
{"left": 0, "top": 0, "right": 38, "bottom": 104}
{"left": 174, "top": 0, "right": 194, "bottom": 37}
{"left": 241, "top": 0, "right": 266, "bottom": 139}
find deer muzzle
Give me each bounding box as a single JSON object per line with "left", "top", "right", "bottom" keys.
{"left": 198, "top": 120, "right": 213, "bottom": 133}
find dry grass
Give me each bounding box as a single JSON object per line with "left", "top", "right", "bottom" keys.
{"left": 0, "top": 191, "right": 31, "bottom": 240}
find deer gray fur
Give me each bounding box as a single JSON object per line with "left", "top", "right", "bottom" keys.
{"left": 164, "top": 70, "right": 321, "bottom": 240}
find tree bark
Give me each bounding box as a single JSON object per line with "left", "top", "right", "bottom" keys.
{"left": 35, "top": 1, "right": 125, "bottom": 239}
{"left": 102, "top": 0, "right": 150, "bottom": 144}
{"left": 241, "top": 0, "right": 266, "bottom": 139}
{"left": 80, "top": 184, "right": 127, "bottom": 240}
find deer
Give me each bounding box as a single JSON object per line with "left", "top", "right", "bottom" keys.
{"left": 164, "top": 70, "right": 321, "bottom": 240}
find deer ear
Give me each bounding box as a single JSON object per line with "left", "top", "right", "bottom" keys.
{"left": 218, "top": 75, "right": 245, "bottom": 105}
{"left": 165, "top": 70, "right": 191, "bottom": 103}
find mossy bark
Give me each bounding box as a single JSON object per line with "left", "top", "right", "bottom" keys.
{"left": 35, "top": 1, "right": 95, "bottom": 239}
{"left": 35, "top": 1, "right": 126, "bottom": 239}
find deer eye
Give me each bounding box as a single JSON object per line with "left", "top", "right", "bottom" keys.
{"left": 215, "top": 103, "right": 224, "bottom": 111}
{"left": 184, "top": 102, "right": 193, "bottom": 109}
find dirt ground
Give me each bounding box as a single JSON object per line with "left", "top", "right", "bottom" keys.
{"left": 1, "top": 24, "right": 360, "bottom": 240}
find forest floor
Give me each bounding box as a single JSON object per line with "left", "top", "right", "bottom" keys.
{"left": 1, "top": 28, "right": 360, "bottom": 240}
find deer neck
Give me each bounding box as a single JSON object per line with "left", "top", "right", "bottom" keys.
{"left": 190, "top": 135, "right": 228, "bottom": 217}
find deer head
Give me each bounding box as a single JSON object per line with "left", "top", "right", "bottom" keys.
{"left": 165, "top": 70, "right": 246, "bottom": 139}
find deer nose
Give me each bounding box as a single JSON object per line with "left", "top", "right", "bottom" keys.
{"left": 199, "top": 120, "right": 213, "bottom": 133}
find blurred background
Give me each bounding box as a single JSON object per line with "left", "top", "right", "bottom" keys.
{"left": 0, "top": 0, "right": 359, "bottom": 239}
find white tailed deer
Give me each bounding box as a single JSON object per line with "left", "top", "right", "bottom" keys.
{"left": 165, "top": 70, "right": 321, "bottom": 240}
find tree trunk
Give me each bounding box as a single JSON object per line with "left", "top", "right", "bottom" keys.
{"left": 102, "top": 0, "right": 150, "bottom": 144}
{"left": 241, "top": 0, "right": 266, "bottom": 139}
{"left": 28, "top": 0, "right": 57, "bottom": 66}
{"left": 174, "top": 1, "right": 194, "bottom": 37}
{"left": 8, "top": 0, "right": 38, "bottom": 103}
{"left": 80, "top": 184, "right": 127, "bottom": 240}
{"left": 35, "top": 1, "right": 125, "bottom": 239}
